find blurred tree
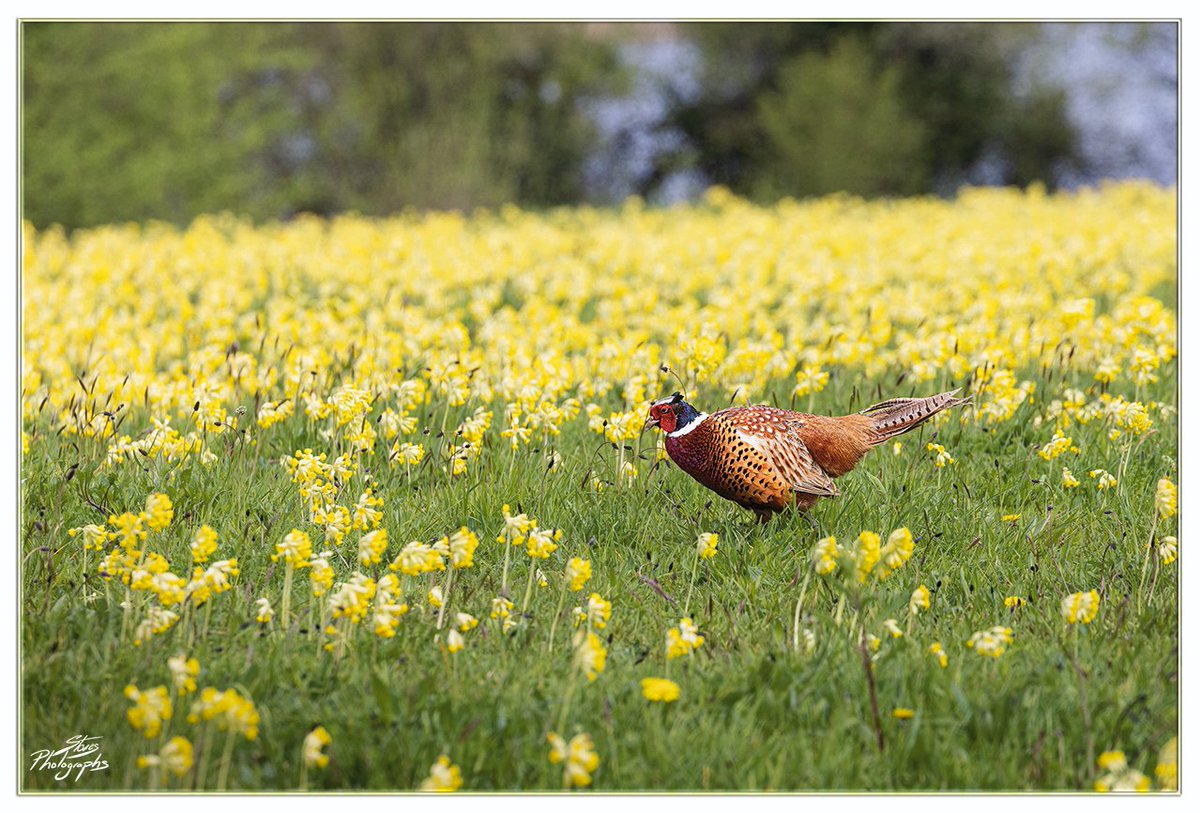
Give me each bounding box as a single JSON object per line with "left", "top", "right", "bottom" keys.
{"left": 292, "top": 22, "right": 620, "bottom": 213}
{"left": 22, "top": 22, "right": 619, "bottom": 229}
{"left": 22, "top": 23, "right": 310, "bottom": 228}
{"left": 753, "top": 37, "right": 926, "bottom": 197}
{"left": 667, "top": 21, "right": 1078, "bottom": 200}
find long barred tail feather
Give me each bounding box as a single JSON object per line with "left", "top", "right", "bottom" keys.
{"left": 860, "top": 388, "right": 971, "bottom": 444}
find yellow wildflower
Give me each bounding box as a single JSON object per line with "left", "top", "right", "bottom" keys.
{"left": 547, "top": 732, "right": 600, "bottom": 788}
{"left": 640, "top": 677, "right": 680, "bottom": 703}
{"left": 1061, "top": 589, "right": 1101, "bottom": 624}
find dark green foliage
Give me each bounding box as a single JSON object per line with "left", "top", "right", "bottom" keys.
{"left": 22, "top": 22, "right": 620, "bottom": 229}
{"left": 22, "top": 21, "right": 1083, "bottom": 229}
{"left": 670, "top": 22, "right": 1078, "bottom": 201}
{"left": 753, "top": 38, "right": 927, "bottom": 198}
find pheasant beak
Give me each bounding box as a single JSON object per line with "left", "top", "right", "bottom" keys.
{"left": 641, "top": 415, "right": 660, "bottom": 435}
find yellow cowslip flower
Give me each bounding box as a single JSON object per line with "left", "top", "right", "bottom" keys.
{"left": 1062, "top": 467, "right": 1080, "bottom": 489}
{"left": 877, "top": 527, "right": 913, "bottom": 578}
{"left": 68, "top": 523, "right": 108, "bottom": 552}
{"left": 137, "top": 736, "right": 193, "bottom": 778}
{"left": 526, "top": 527, "right": 561, "bottom": 559}
{"left": 1062, "top": 589, "right": 1101, "bottom": 624}
{"left": 490, "top": 596, "right": 514, "bottom": 621}
{"left": 1089, "top": 469, "right": 1118, "bottom": 491}
{"left": 573, "top": 630, "right": 607, "bottom": 680}
{"left": 792, "top": 363, "right": 829, "bottom": 397}
{"left": 187, "top": 687, "right": 259, "bottom": 741}
{"left": 428, "top": 586, "right": 443, "bottom": 609}
{"left": 578, "top": 593, "right": 612, "bottom": 630}
{"left": 1094, "top": 357, "right": 1120, "bottom": 383}
{"left": 1155, "top": 737, "right": 1177, "bottom": 791}
{"left": 883, "top": 619, "right": 903, "bottom": 639}
{"left": 565, "top": 557, "right": 592, "bottom": 591}
{"left": 351, "top": 489, "right": 384, "bottom": 531}
{"left": 547, "top": 732, "right": 600, "bottom": 788}
{"left": 965, "top": 626, "right": 1014, "bottom": 658}
{"left": 391, "top": 441, "right": 425, "bottom": 466}
{"left": 191, "top": 525, "right": 218, "bottom": 563}
{"left": 666, "top": 617, "right": 705, "bottom": 659}
{"left": 444, "top": 527, "right": 479, "bottom": 569}
{"left": 255, "top": 597, "right": 274, "bottom": 625}
{"left": 274, "top": 530, "right": 314, "bottom": 568}
{"left": 928, "top": 642, "right": 948, "bottom": 668}
{"left": 910, "top": 585, "right": 931, "bottom": 615}
{"left": 132, "top": 607, "right": 180, "bottom": 646}
{"left": 696, "top": 532, "right": 718, "bottom": 560}
{"left": 1004, "top": 596, "right": 1026, "bottom": 609}
{"left": 328, "top": 574, "right": 377, "bottom": 624}
{"left": 309, "top": 555, "right": 335, "bottom": 597}
{"left": 811, "top": 535, "right": 840, "bottom": 575}
{"left": 1156, "top": 477, "right": 1177, "bottom": 518}
{"left": 124, "top": 684, "right": 172, "bottom": 738}
{"left": 892, "top": 708, "right": 915, "bottom": 720}
{"left": 640, "top": 677, "right": 680, "bottom": 703}
{"left": 852, "top": 531, "right": 881, "bottom": 582}
{"left": 497, "top": 504, "right": 533, "bottom": 546}
{"left": 892, "top": 441, "right": 903, "bottom": 456}
{"left": 167, "top": 655, "right": 199, "bottom": 694}
{"left": 1001, "top": 514, "right": 1021, "bottom": 523}
{"left": 590, "top": 477, "right": 606, "bottom": 494}
{"left": 455, "top": 612, "right": 478, "bottom": 633}
{"left": 202, "top": 559, "right": 239, "bottom": 595}
{"left": 866, "top": 633, "right": 881, "bottom": 652}
{"left": 358, "top": 528, "right": 389, "bottom": 567}
{"left": 372, "top": 591, "right": 409, "bottom": 638}
{"left": 144, "top": 493, "right": 174, "bottom": 533}
{"left": 1094, "top": 750, "right": 1151, "bottom": 792}
{"left": 926, "top": 442, "right": 955, "bottom": 468}
{"left": 446, "top": 628, "right": 465, "bottom": 654}
{"left": 390, "top": 541, "right": 443, "bottom": 576}
{"left": 304, "top": 726, "right": 332, "bottom": 769}
{"left": 1156, "top": 536, "right": 1177, "bottom": 566}
{"left": 108, "top": 512, "right": 147, "bottom": 552}
{"left": 1037, "top": 430, "right": 1076, "bottom": 461}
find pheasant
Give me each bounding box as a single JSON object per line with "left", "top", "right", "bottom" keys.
{"left": 643, "top": 389, "right": 969, "bottom": 522}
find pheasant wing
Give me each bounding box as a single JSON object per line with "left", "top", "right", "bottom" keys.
{"left": 714, "top": 407, "right": 839, "bottom": 497}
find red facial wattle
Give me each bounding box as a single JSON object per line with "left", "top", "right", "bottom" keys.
{"left": 654, "top": 405, "right": 678, "bottom": 433}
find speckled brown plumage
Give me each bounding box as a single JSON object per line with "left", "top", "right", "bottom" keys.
{"left": 652, "top": 389, "right": 968, "bottom": 521}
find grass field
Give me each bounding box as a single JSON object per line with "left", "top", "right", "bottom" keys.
{"left": 20, "top": 183, "right": 1178, "bottom": 792}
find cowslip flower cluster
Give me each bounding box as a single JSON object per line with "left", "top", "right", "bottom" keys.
{"left": 573, "top": 630, "right": 608, "bottom": 681}
{"left": 547, "top": 732, "right": 600, "bottom": 788}
{"left": 186, "top": 687, "right": 260, "bottom": 740}
{"left": 696, "top": 532, "right": 718, "bottom": 560}
{"left": 641, "top": 677, "right": 680, "bottom": 703}
{"left": 910, "top": 585, "right": 931, "bottom": 615}
{"left": 666, "top": 617, "right": 705, "bottom": 659}
{"left": 565, "top": 557, "right": 592, "bottom": 591}
{"left": 303, "top": 726, "right": 332, "bottom": 769}
{"left": 965, "top": 626, "right": 1014, "bottom": 659}
{"left": 419, "top": 754, "right": 463, "bottom": 792}
{"left": 124, "top": 684, "right": 172, "bottom": 738}
{"left": 1094, "top": 750, "right": 1151, "bottom": 792}
{"left": 926, "top": 442, "right": 955, "bottom": 468}
{"left": 1155, "top": 477, "right": 1177, "bottom": 518}
{"left": 137, "top": 736, "right": 194, "bottom": 778}
{"left": 1062, "top": 590, "right": 1101, "bottom": 624}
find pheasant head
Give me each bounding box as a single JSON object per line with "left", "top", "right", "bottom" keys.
{"left": 643, "top": 392, "right": 706, "bottom": 436}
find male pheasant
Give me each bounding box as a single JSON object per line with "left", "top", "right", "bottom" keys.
{"left": 643, "top": 389, "right": 969, "bottom": 522}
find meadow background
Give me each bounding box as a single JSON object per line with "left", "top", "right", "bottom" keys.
{"left": 20, "top": 21, "right": 1178, "bottom": 793}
